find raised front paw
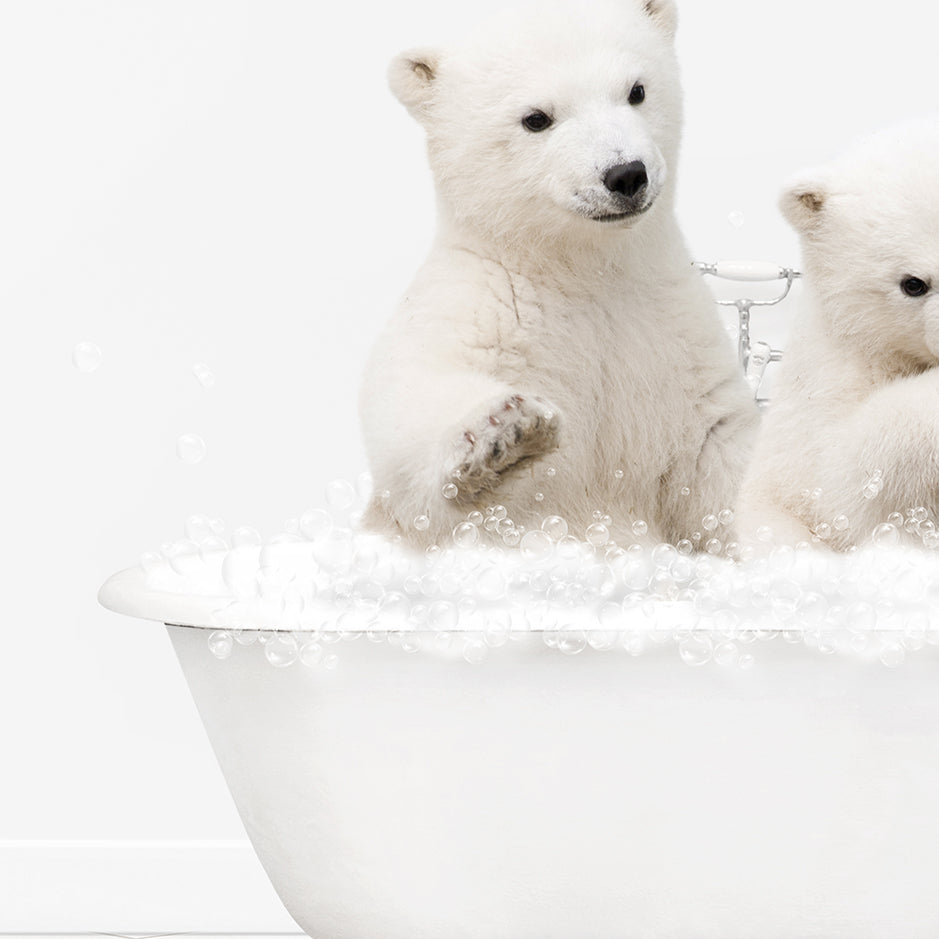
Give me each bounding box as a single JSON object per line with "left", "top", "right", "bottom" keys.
{"left": 448, "top": 394, "right": 560, "bottom": 502}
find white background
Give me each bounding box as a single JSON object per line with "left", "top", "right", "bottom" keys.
{"left": 2, "top": 0, "right": 937, "bottom": 929}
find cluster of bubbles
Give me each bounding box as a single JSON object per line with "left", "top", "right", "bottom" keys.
{"left": 135, "top": 472, "right": 939, "bottom": 674}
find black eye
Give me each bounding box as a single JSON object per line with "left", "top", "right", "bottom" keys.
{"left": 901, "top": 276, "right": 931, "bottom": 297}
{"left": 522, "top": 110, "right": 553, "bottom": 132}
{"left": 628, "top": 82, "right": 645, "bottom": 105}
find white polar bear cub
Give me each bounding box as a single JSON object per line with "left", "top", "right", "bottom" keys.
{"left": 360, "top": 0, "right": 757, "bottom": 547}
{"left": 738, "top": 118, "right": 939, "bottom": 550}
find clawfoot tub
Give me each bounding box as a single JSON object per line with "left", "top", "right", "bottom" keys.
{"left": 99, "top": 542, "right": 939, "bottom": 939}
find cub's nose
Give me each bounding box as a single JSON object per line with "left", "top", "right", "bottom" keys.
{"left": 604, "top": 161, "right": 648, "bottom": 198}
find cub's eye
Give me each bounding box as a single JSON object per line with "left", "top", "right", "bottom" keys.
{"left": 521, "top": 110, "right": 553, "bottom": 132}
{"left": 628, "top": 82, "right": 645, "bottom": 105}
{"left": 901, "top": 276, "right": 931, "bottom": 297}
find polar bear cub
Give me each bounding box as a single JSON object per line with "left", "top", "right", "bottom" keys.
{"left": 738, "top": 118, "right": 939, "bottom": 549}
{"left": 360, "top": 0, "right": 758, "bottom": 547}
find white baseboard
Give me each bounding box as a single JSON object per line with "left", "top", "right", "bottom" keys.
{"left": 0, "top": 838, "right": 300, "bottom": 933}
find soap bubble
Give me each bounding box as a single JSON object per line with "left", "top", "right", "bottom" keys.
{"left": 833, "top": 514, "right": 849, "bottom": 531}
{"left": 299, "top": 640, "right": 323, "bottom": 666}
{"left": 679, "top": 635, "right": 712, "bottom": 666}
{"left": 520, "top": 529, "right": 553, "bottom": 562}
{"left": 585, "top": 523, "right": 610, "bottom": 546}
{"left": 231, "top": 526, "right": 263, "bottom": 549}
{"left": 452, "top": 521, "right": 479, "bottom": 548}
{"left": 72, "top": 341, "right": 103, "bottom": 372}
{"left": 325, "top": 479, "right": 356, "bottom": 511}
{"left": 264, "top": 634, "right": 298, "bottom": 667}
{"left": 442, "top": 483, "right": 459, "bottom": 500}
{"left": 631, "top": 520, "right": 648, "bottom": 537}
{"left": 429, "top": 600, "right": 459, "bottom": 631}
{"left": 192, "top": 363, "right": 216, "bottom": 388}
{"left": 702, "top": 514, "right": 719, "bottom": 532}
{"left": 714, "top": 641, "right": 739, "bottom": 667}
{"left": 300, "top": 509, "right": 332, "bottom": 541}
{"left": 413, "top": 515, "right": 430, "bottom": 532}
{"left": 462, "top": 637, "right": 488, "bottom": 664}
{"left": 208, "top": 630, "right": 233, "bottom": 659}
{"left": 871, "top": 523, "right": 899, "bottom": 548}
{"left": 176, "top": 434, "right": 207, "bottom": 463}
{"left": 557, "top": 629, "right": 588, "bottom": 655}
{"left": 879, "top": 642, "right": 905, "bottom": 668}
{"left": 541, "top": 515, "right": 569, "bottom": 541}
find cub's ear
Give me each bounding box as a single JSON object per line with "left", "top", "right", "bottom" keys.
{"left": 388, "top": 48, "right": 441, "bottom": 121}
{"left": 779, "top": 174, "right": 828, "bottom": 233}
{"left": 641, "top": 0, "right": 678, "bottom": 37}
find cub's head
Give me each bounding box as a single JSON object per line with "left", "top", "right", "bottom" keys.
{"left": 781, "top": 118, "right": 939, "bottom": 368}
{"left": 389, "top": 0, "right": 681, "bottom": 247}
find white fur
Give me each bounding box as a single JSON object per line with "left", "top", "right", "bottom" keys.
{"left": 738, "top": 118, "right": 939, "bottom": 550}
{"left": 361, "top": 0, "right": 757, "bottom": 546}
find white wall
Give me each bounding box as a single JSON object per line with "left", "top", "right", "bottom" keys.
{"left": 2, "top": 0, "right": 936, "bottom": 930}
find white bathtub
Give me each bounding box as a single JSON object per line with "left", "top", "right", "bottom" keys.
{"left": 99, "top": 542, "right": 939, "bottom": 939}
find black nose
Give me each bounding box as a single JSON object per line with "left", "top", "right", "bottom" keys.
{"left": 604, "top": 161, "right": 648, "bottom": 198}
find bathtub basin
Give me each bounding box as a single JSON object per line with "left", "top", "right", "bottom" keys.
{"left": 99, "top": 545, "right": 939, "bottom": 939}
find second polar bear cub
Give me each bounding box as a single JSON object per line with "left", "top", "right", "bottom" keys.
{"left": 360, "top": 0, "right": 758, "bottom": 547}
{"left": 738, "top": 118, "right": 939, "bottom": 549}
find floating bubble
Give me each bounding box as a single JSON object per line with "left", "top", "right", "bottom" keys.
{"left": 714, "top": 641, "right": 739, "bottom": 667}
{"left": 192, "top": 363, "right": 215, "bottom": 388}
{"left": 264, "top": 634, "right": 298, "bottom": 667}
{"left": 679, "top": 486, "right": 691, "bottom": 497}
{"left": 872, "top": 523, "right": 899, "bottom": 548}
{"left": 452, "top": 521, "right": 479, "bottom": 548}
{"left": 545, "top": 467, "right": 557, "bottom": 478}
{"left": 442, "top": 483, "right": 459, "bottom": 500}
{"left": 139, "top": 551, "right": 163, "bottom": 574}
{"left": 879, "top": 641, "right": 905, "bottom": 668}
{"left": 679, "top": 635, "right": 712, "bottom": 666}
{"left": 413, "top": 515, "right": 430, "bottom": 532}
{"left": 557, "top": 629, "right": 588, "bottom": 655}
{"left": 702, "top": 514, "right": 719, "bottom": 532}
{"left": 631, "top": 519, "right": 648, "bottom": 537}
{"left": 299, "top": 640, "right": 324, "bottom": 667}
{"left": 650, "top": 543, "right": 677, "bottom": 569}
{"left": 585, "top": 523, "right": 610, "bottom": 546}
{"left": 520, "top": 529, "right": 553, "bottom": 562}
{"left": 534, "top": 492, "right": 545, "bottom": 502}
{"left": 462, "top": 637, "right": 488, "bottom": 664}
{"left": 208, "top": 630, "right": 233, "bottom": 659}
{"left": 814, "top": 523, "right": 832, "bottom": 541}
{"left": 325, "top": 479, "right": 356, "bottom": 511}
{"left": 429, "top": 600, "right": 459, "bottom": 631}
{"left": 176, "top": 434, "right": 207, "bottom": 464}
{"left": 912, "top": 506, "right": 929, "bottom": 523}
{"left": 231, "top": 526, "right": 263, "bottom": 549}
{"left": 541, "top": 515, "right": 569, "bottom": 541}
{"left": 718, "top": 509, "right": 734, "bottom": 526}
{"left": 833, "top": 514, "right": 850, "bottom": 531}
{"left": 72, "top": 341, "right": 102, "bottom": 372}
{"left": 299, "top": 508, "right": 332, "bottom": 542}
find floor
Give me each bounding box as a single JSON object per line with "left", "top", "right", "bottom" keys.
{"left": 6, "top": 934, "right": 305, "bottom": 938}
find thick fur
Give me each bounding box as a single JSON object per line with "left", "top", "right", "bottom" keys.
{"left": 360, "top": 0, "right": 757, "bottom": 546}
{"left": 738, "top": 118, "right": 939, "bottom": 549}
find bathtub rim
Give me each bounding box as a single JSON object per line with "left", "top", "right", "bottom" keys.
{"left": 98, "top": 562, "right": 698, "bottom": 633}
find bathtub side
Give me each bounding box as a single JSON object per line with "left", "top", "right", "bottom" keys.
{"left": 169, "top": 624, "right": 939, "bottom": 939}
